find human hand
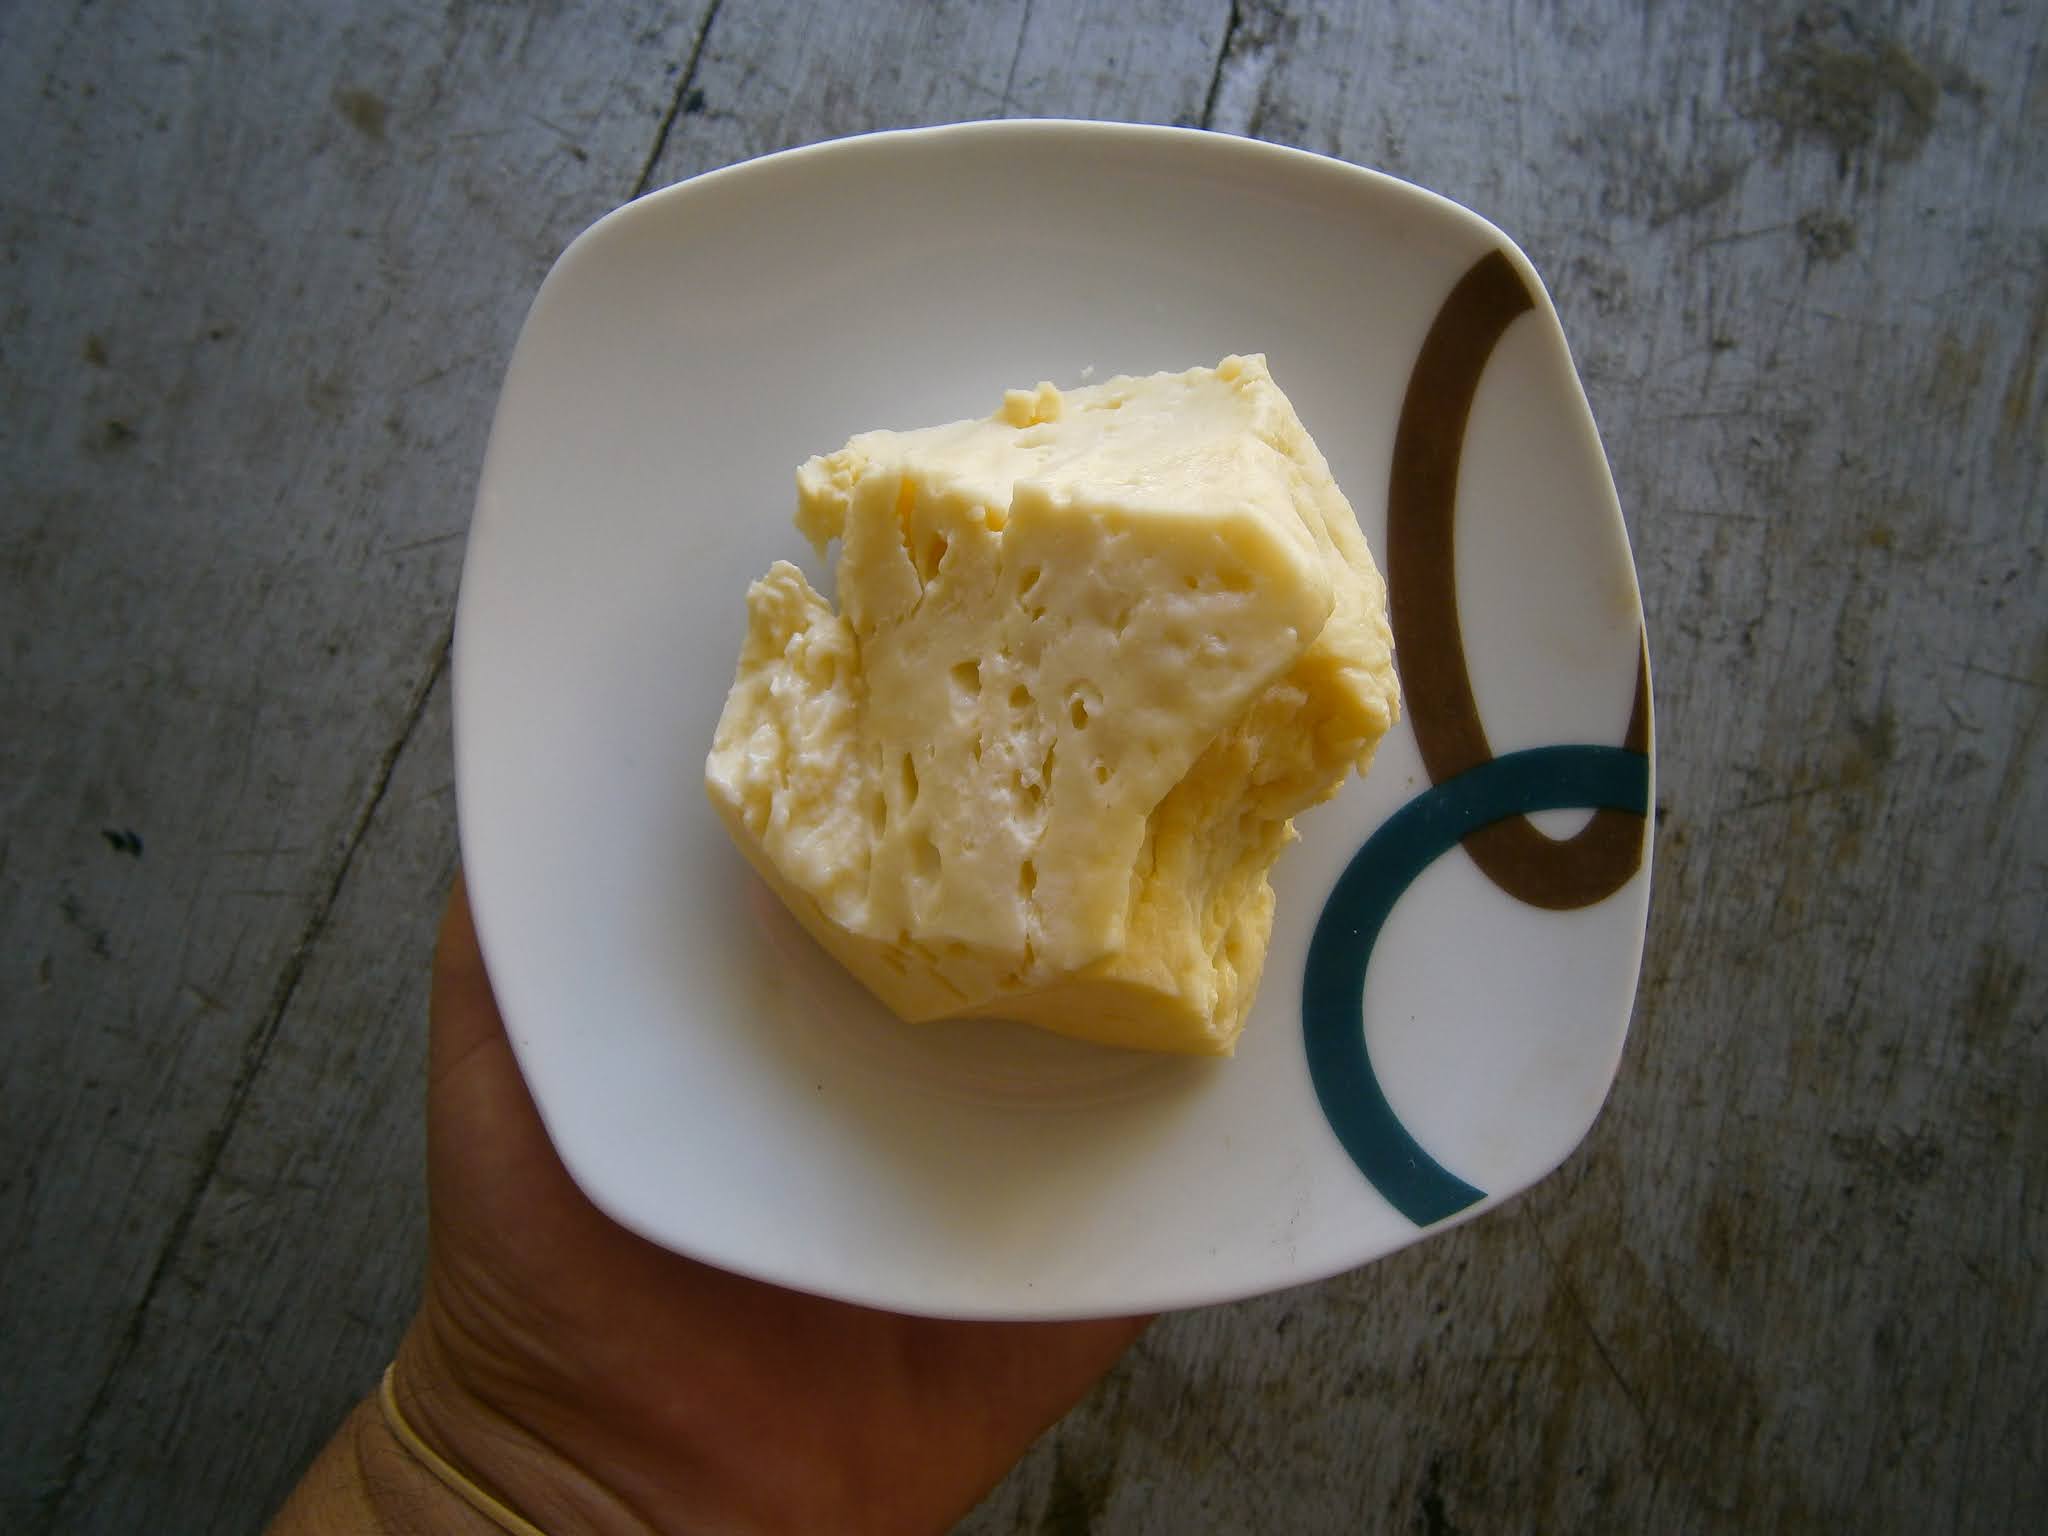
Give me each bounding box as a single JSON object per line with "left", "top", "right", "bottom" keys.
{"left": 279, "top": 874, "right": 1148, "bottom": 1535}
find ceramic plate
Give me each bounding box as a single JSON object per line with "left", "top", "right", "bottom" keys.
{"left": 454, "top": 122, "right": 1652, "bottom": 1320}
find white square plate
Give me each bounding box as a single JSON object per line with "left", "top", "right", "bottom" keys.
{"left": 454, "top": 121, "right": 1653, "bottom": 1319}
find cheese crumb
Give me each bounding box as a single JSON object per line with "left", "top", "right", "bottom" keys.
{"left": 707, "top": 356, "right": 1399, "bottom": 1054}
{"left": 1000, "top": 381, "right": 1065, "bottom": 427}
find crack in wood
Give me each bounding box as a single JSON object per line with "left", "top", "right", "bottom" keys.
{"left": 632, "top": 0, "right": 726, "bottom": 200}
{"left": 998, "top": 0, "right": 1037, "bottom": 115}
{"left": 1199, "top": 1, "right": 1243, "bottom": 130}
{"left": 36, "top": 622, "right": 454, "bottom": 1534}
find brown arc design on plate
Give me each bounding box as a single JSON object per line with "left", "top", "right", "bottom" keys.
{"left": 1387, "top": 250, "right": 1649, "bottom": 911}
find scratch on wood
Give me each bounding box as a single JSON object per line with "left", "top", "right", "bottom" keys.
{"left": 384, "top": 529, "right": 465, "bottom": 557}
{"left": 2000, "top": 263, "right": 2047, "bottom": 441}
{"left": 1947, "top": 1319, "right": 1991, "bottom": 1536}
{"left": 1521, "top": 1205, "right": 1654, "bottom": 1436}
{"left": 1955, "top": 659, "right": 2044, "bottom": 690}
{"left": 1991, "top": 632, "right": 2048, "bottom": 821}
{"left": 524, "top": 109, "right": 589, "bottom": 161}
{"left": 998, "top": 0, "right": 1036, "bottom": 114}
{"left": 1720, "top": 781, "right": 1839, "bottom": 814}
{"left": 1687, "top": 220, "right": 1798, "bottom": 254}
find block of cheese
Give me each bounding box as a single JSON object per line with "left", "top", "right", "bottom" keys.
{"left": 705, "top": 355, "right": 1399, "bottom": 1054}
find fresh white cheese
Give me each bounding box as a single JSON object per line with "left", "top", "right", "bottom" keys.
{"left": 706, "top": 355, "right": 1399, "bottom": 1054}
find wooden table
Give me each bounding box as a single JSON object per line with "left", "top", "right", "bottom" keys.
{"left": 5, "top": 3, "right": 2042, "bottom": 1530}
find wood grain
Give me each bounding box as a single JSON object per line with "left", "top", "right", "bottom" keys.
{"left": 47, "top": 671, "right": 454, "bottom": 1533}
{"left": 2, "top": 0, "right": 2041, "bottom": 1532}
{"left": 0, "top": 1, "right": 712, "bottom": 1525}
{"left": 973, "top": 3, "right": 2048, "bottom": 1532}
{"left": 640, "top": 0, "right": 1227, "bottom": 187}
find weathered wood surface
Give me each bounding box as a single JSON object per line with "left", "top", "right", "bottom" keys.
{"left": 2, "top": 1, "right": 2040, "bottom": 1532}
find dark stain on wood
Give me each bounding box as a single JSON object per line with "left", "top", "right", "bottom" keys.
{"left": 1753, "top": 14, "right": 1941, "bottom": 168}
{"left": 1038, "top": 1433, "right": 1118, "bottom": 1536}
{"left": 58, "top": 893, "right": 111, "bottom": 958}
{"left": 1417, "top": 1452, "right": 1463, "bottom": 1536}
{"left": 1796, "top": 210, "right": 1856, "bottom": 261}
{"left": 100, "top": 827, "right": 144, "bottom": 857}
{"left": 1837, "top": 703, "right": 1897, "bottom": 792}
{"left": 332, "top": 86, "right": 388, "bottom": 142}
{"left": 1829, "top": 1127, "right": 1945, "bottom": 1186}
{"left": 1965, "top": 941, "right": 2028, "bottom": 1053}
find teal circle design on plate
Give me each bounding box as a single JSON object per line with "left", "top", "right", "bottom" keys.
{"left": 1303, "top": 745, "right": 1651, "bottom": 1227}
